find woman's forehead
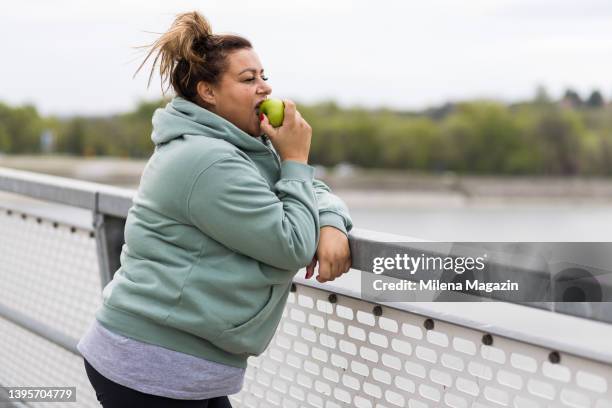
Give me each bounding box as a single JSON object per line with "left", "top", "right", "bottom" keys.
{"left": 227, "top": 49, "right": 263, "bottom": 74}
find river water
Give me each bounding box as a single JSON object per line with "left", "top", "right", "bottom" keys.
{"left": 347, "top": 202, "right": 612, "bottom": 241}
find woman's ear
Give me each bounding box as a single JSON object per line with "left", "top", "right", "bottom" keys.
{"left": 196, "top": 81, "right": 216, "bottom": 106}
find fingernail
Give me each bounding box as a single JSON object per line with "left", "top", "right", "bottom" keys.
{"left": 259, "top": 113, "right": 264, "bottom": 121}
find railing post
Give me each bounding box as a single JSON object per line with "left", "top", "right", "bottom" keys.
{"left": 93, "top": 196, "right": 126, "bottom": 287}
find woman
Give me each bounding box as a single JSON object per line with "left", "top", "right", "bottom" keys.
{"left": 77, "top": 10, "right": 353, "bottom": 408}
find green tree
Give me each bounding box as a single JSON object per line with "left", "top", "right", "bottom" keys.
{"left": 0, "top": 123, "right": 11, "bottom": 152}
{"left": 586, "top": 90, "right": 604, "bottom": 108}
{"left": 530, "top": 110, "right": 584, "bottom": 175}
{"left": 562, "top": 89, "right": 583, "bottom": 108}
{"left": 441, "top": 102, "right": 524, "bottom": 173}
{"left": 60, "top": 118, "right": 87, "bottom": 155}
{"left": 0, "top": 102, "right": 44, "bottom": 153}
{"left": 378, "top": 117, "right": 440, "bottom": 170}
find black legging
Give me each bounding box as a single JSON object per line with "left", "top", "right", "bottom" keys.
{"left": 84, "top": 358, "right": 233, "bottom": 408}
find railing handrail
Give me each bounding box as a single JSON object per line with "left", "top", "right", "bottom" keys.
{"left": 1, "top": 165, "right": 612, "bottom": 366}
{"left": 0, "top": 166, "right": 133, "bottom": 217}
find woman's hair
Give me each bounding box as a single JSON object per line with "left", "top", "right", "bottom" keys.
{"left": 133, "top": 11, "right": 252, "bottom": 101}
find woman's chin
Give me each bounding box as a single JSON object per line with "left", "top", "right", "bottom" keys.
{"left": 242, "top": 122, "right": 259, "bottom": 137}
{"left": 251, "top": 120, "right": 262, "bottom": 137}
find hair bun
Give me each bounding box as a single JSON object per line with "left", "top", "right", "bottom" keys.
{"left": 193, "top": 34, "right": 213, "bottom": 54}
{"left": 133, "top": 10, "right": 252, "bottom": 99}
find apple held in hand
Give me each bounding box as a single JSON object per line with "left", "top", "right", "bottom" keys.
{"left": 259, "top": 98, "right": 284, "bottom": 127}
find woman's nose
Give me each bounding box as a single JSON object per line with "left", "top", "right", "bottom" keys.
{"left": 258, "top": 81, "right": 272, "bottom": 95}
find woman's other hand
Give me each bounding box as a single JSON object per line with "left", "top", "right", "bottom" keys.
{"left": 260, "top": 99, "right": 312, "bottom": 164}
{"left": 305, "top": 226, "right": 351, "bottom": 282}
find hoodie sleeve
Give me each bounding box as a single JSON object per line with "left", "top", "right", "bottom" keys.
{"left": 313, "top": 179, "right": 353, "bottom": 237}
{"left": 187, "top": 155, "right": 320, "bottom": 271}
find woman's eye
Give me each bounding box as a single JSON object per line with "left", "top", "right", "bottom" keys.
{"left": 244, "top": 76, "right": 269, "bottom": 82}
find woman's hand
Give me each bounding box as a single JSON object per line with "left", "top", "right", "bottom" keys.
{"left": 305, "top": 226, "right": 351, "bottom": 282}
{"left": 260, "top": 99, "right": 312, "bottom": 164}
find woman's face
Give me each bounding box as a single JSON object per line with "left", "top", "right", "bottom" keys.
{"left": 198, "top": 48, "right": 272, "bottom": 137}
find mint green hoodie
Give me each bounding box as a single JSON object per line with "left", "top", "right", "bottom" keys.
{"left": 96, "top": 96, "right": 352, "bottom": 368}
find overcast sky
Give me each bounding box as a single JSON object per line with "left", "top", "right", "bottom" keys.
{"left": 1, "top": 0, "right": 611, "bottom": 116}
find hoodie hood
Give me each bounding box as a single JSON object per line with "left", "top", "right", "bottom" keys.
{"left": 151, "top": 96, "right": 267, "bottom": 153}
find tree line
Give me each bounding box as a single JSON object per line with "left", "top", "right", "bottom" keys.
{"left": 1, "top": 88, "right": 611, "bottom": 176}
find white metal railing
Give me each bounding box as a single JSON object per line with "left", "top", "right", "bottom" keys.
{"left": 0, "top": 166, "right": 611, "bottom": 408}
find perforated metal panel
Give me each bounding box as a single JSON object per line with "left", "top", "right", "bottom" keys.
{"left": 231, "top": 284, "right": 612, "bottom": 408}
{"left": 0, "top": 317, "right": 98, "bottom": 407}
{"left": 0, "top": 206, "right": 101, "bottom": 407}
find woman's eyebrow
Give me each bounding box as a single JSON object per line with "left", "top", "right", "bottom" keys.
{"left": 238, "top": 68, "right": 265, "bottom": 75}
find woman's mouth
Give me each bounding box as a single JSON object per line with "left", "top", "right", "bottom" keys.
{"left": 254, "top": 99, "right": 266, "bottom": 115}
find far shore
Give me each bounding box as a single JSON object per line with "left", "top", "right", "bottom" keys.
{"left": 1, "top": 154, "right": 612, "bottom": 206}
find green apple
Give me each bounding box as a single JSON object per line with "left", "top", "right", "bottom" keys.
{"left": 259, "top": 98, "right": 284, "bottom": 127}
